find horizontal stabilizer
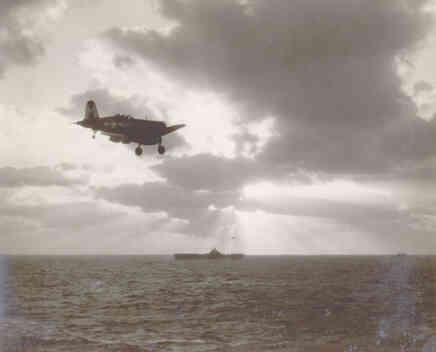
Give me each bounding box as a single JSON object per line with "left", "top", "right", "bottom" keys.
{"left": 165, "top": 124, "right": 186, "bottom": 134}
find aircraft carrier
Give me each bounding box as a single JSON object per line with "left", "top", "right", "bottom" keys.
{"left": 174, "top": 248, "right": 244, "bottom": 260}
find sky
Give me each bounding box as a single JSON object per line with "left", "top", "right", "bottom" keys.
{"left": 1, "top": 0, "right": 436, "bottom": 254}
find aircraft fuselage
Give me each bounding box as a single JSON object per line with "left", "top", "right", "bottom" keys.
{"left": 74, "top": 100, "right": 185, "bottom": 156}
{"left": 78, "top": 115, "right": 177, "bottom": 145}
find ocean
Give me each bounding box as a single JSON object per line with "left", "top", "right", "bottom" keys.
{"left": 0, "top": 255, "right": 435, "bottom": 351}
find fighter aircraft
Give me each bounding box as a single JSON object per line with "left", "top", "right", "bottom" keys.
{"left": 74, "top": 100, "right": 185, "bottom": 156}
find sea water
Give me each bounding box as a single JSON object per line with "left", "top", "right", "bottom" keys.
{"left": 0, "top": 256, "right": 5, "bottom": 318}
{"left": 1, "top": 255, "right": 435, "bottom": 351}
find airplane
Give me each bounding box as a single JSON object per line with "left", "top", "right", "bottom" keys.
{"left": 74, "top": 100, "right": 185, "bottom": 156}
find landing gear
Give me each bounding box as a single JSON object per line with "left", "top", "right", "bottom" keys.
{"left": 92, "top": 130, "right": 96, "bottom": 139}
{"left": 135, "top": 145, "right": 143, "bottom": 156}
{"left": 134, "top": 144, "right": 164, "bottom": 156}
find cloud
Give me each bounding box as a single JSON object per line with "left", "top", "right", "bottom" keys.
{"left": 237, "top": 179, "right": 436, "bottom": 254}
{"left": 149, "top": 151, "right": 435, "bottom": 225}
{"left": 0, "top": 186, "right": 118, "bottom": 232}
{"left": 0, "top": 202, "right": 133, "bottom": 254}
{"left": 151, "top": 153, "right": 288, "bottom": 191}
{"left": 96, "top": 181, "right": 239, "bottom": 236}
{"left": 56, "top": 162, "right": 78, "bottom": 171}
{"left": 0, "top": 184, "right": 189, "bottom": 254}
{"left": 392, "top": 158, "right": 436, "bottom": 181}
{"left": 76, "top": 40, "right": 272, "bottom": 158}
{"left": 239, "top": 189, "right": 406, "bottom": 236}
{"left": 0, "top": 166, "right": 84, "bottom": 187}
{"left": 113, "top": 54, "right": 136, "bottom": 70}
{"left": 153, "top": 152, "right": 341, "bottom": 196}
{"left": 94, "top": 170, "right": 393, "bottom": 238}
{"left": 94, "top": 174, "right": 436, "bottom": 253}
{"left": 0, "top": 0, "right": 66, "bottom": 77}
{"left": 97, "top": 150, "right": 435, "bottom": 242}
{"left": 60, "top": 88, "right": 150, "bottom": 119}
{"left": 0, "top": 201, "right": 123, "bottom": 231}
{"left": 104, "top": 0, "right": 436, "bottom": 174}
{"left": 414, "top": 80, "right": 434, "bottom": 95}
{"left": 237, "top": 207, "right": 436, "bottom": 254}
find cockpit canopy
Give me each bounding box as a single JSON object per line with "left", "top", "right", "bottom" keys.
{"left": 114, "top": 114, "right": 133, "bottom": 119}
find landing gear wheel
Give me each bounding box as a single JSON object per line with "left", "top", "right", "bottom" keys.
{"left": 158, "top": 145, "right": 165, "bottom": 155}
{"left": 135, "top": 146, "right": 143, "bottom": 156}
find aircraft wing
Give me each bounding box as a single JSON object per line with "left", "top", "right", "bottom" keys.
{"left": 101, "top": 131, "right": 131, "bottom": 144}
{"left": 101, "top": 131, "right": 125, "bottom": 138}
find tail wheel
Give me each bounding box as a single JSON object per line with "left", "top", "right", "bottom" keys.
{"left": 158, "top": 145, "right": 165, "bottom": 155}
{"left": 135, "top": 146, "right": 143, "bottom": 156}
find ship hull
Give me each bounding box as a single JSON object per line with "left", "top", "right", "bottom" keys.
{"left": 174, "top": 253, "right": 244, "bottom": 260}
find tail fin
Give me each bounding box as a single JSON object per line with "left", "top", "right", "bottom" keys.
{"left": 85, "top": 100, "right": 99, "bottom": 121}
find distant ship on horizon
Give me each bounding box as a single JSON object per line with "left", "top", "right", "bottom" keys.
{"left": 174, "top": 248, "right": 244, "bottom": 260}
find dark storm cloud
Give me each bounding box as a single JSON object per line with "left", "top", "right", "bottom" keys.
{"left": 0, "top": 166, "right": 84, "bottom": 187}
{"left": 96, "top": 182, "right": 239, "bottom": 235}
{"left": 151, "top": 153, "right": 290, "bottom": 191}
{"left": 393, "top": 159, "right": 436, "bottom": 181}
{"left": 0, "top": 0, "right": 58, "bottom": 77}
{"left": 60, "top": 88, "right": 187, "bottom": 151}
{"left": 104, "top": 0, "right": 436, "bottom": 174}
